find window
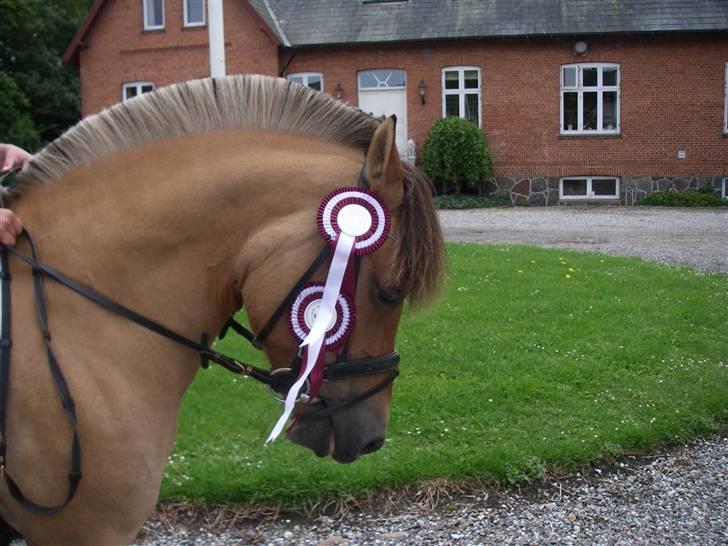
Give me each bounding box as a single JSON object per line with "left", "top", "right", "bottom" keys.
{"left": 561, "top": 64, "right": 620, "bottom": 134}
{"left": 722, "top": 178, "right": 728, "bottom": 200}
{"left": 184, "top": 0, "right": 205, "bottom": 27}
{"left": 287, "top": 72, "right": 324, "bottom": 92}
{"left": 442, "top": 67, "right": 481, "bottom": 127}
{"left": 143, "top": 0, "right": 164, "bottom": 30}
{"left": 122, "top": 82, "right": 155, "bottom": 101}
{"left": 358, "top": 69, "right": 406, "bottom": 89}
{"left": 560, "top": 177, "right": 619, "bottom": 199}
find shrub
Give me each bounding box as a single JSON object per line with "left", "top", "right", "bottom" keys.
{"left": 422, "top": 117, "right": 492, "bottom": 194}
{"left": 637, "top": 191, "right": 727, "bottom": 207}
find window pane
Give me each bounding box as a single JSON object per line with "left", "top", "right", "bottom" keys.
{"left": 563, "top": 92, "right": 577, "bottom": 130}
{"left": 141, "top": 85, "right": 154, "bottom": 93}
{"left": 582, "top": 92, "right": 597, "bottom": 130}
{"left": 464, "top": 70, "right": 478, "bottom": 89}
{"left": 289, "top": 76, "right": 304, "bottom": 85}
{"left": 464, "top": 94, "right": 479, "bottom": 125}
{"left": 562, "top": 66, "right": 577, "bottom": 88}
{"left": 445, "top": 94, "right": 460, "bottom": 117}
{"left": 308, "top": 75, "right": 322, "bottom": 91}
{"left": 444, "top": 71, "right": 460, "bottom": 90}
{"left": 583, "top": 67, "right": 597, "bottom": 87}
{"left": 603, "top": 67, "right": 617, "bottom": 86}
{"left": 125, "top": 86, "right": 138, "bottom": 99}
{"left": 592, "top": 178, "right": 617, "bottom": 196}
{"left": 603, "top": 91, "right": 617, "bottom": 130}
{"left": 145, "top": 0, "right": 163, "bottom": 27}
{"left": 358, "top": 69, "right": 405, "bottom": 89}
{"left": 186, "top": 0, "right": 204, "bottom": 23}
{"left": 563, "top": 179, "right": 587, "bottom": 196}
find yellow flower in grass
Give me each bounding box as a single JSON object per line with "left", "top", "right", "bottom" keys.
{"left": 565, "top": 274, "right": 571, "bottom": 279}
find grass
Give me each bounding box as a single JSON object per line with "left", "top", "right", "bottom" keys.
{"left": 161, "top": 244, "right": 727, "bottom": 508}
{"left": 434, "top": 193, "right": 510, "bottom": 209}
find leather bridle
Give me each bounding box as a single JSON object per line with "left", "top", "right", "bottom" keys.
{"left": 0, "top": 163, "right": 400, "bottom": 513}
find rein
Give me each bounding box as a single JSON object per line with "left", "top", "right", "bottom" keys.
{"left": 0, "top": 164, "right": 400, "bottom": 513}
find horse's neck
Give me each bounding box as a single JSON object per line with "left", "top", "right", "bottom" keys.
{"left": 14, "top": 131, "right": 362, "bottom": 347}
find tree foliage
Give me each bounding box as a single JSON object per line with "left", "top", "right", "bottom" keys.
{"left": 0, "top": 0, "right": 93, "bottom": 151}
{"left": 422, "top": 116, "right": 492, "bottom": 194}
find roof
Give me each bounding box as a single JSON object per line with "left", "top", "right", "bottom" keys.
{"left": 65, "top": 0, "right": 728, "bottom": 63}
{"left": 251, "top": 0, "right": 728, "bottom": 47}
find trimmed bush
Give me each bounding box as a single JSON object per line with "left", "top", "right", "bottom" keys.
{"left": 636, "top": 191, "right": 727, "bottom": 207}
{"left": 422, "top": 117, "right": 492, "bottom": 194}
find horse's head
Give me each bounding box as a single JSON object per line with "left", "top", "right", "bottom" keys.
{"left": 240, "top": 116, "right": 443, "bottom": 463}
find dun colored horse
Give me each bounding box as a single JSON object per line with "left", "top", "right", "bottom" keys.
{"left": 0, "top": 75, "right": 444, "bottom": 545}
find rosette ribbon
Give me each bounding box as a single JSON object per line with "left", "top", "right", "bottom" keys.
{"left": 265, "top": 188, "right": 390, "bottom": 444}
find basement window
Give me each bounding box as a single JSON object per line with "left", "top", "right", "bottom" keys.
{"left": 287, "top": 73, "right": 324, "bottom": 92}
{"left": 184, "top": 0, "right": 205, "bottom": 27}
{"left": 122, "top": 82, "right": 155, "bottom": 101}
{"left": 143, "top": 0, "right": 164, "bottom": 30}
{"left": 560, "top": 177, "right": 620, "bottom": 199}
{"left": 722, "top": 178, "right": 727, "bottom": 200}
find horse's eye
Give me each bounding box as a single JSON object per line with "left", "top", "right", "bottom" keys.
{"left": 377, "top": 287, "right": 404, "bottom": 306}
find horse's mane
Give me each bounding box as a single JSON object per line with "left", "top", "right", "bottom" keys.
{"left": 13, "top": 74, "right": 444, "bottom": 306}
{"left": 14, "top": 74, "right": 379, "bottom": 194}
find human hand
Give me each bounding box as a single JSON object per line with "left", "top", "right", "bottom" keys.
{"left": 0, "top": 209, "right": 23, "bottom": 246}
{"left": 0, "top": 144, "right": 33, "bottom": 172}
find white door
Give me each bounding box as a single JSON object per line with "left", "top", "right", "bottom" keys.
{"left": 357, "top": 70, "right": 408, "bottom": 159}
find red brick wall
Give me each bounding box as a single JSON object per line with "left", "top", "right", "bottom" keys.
{"left": 76, "top": 3, "right": 727, "bottom": 179}
{"left": 286, "top": 34, "right": 728, "bottom": 178}
{"left": 79, "top": 0, "right": 277, "bottom": 116}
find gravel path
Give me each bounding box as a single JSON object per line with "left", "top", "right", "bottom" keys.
{"left": 136, "top": 207, "right": 727, "bottom": 546}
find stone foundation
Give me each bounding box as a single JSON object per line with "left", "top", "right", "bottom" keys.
{"left": 480, "top": 176, "right": 724, "bottom": 206}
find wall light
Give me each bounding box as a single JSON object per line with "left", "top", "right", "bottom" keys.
{"left": 573, "top": 41, "right": 588, "bottom": 56}
{"left": 335, "top": 83, "right": 343, "bottom": 100}
{"left": 418, "top": 80, "right": 426, "bottom": 105}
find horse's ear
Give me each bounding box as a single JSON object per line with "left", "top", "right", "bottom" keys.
{"left": 366, "top": 115, "right": 404, "bottom": 209}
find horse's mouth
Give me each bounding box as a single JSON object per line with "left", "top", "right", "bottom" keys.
{"left": 287, "top": 404, "right": 387, "bottom": 463}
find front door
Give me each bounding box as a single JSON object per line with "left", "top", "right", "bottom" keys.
{"left": 358, "top": 69, "right": 408, "bottom": 159}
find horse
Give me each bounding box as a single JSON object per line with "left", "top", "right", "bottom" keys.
{"left": 0, "top": 75, "right": 444, "bottom": 545}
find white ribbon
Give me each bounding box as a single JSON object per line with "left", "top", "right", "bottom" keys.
{"left": 265, "top": 233, "right": 356, "bottom": 444}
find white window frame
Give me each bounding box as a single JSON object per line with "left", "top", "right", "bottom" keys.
{"left": 441, "top": 66, "right": 482, "bottom": 127}
{"left": 122, "top": 81, "right": 155, "bottom": 102}
{"left": 183, "top": 0, "right": 205, "bottom": 27}
{"left": 560, "top": 63, "right": 620, "bottom": 135}
{"left": 143, "top": 0, "right": 165, "bottom": 30}
{"left": 722, "top": 177, "right": 728, "bottom": 200}
{"left": 559, "top": 176, "right": 620, "bottom": 200}
{"left": 287, "top": 72, "right": 324, "bottom": 92}
{"left": 724, "top": 63, "right": 728, "bottom": 134}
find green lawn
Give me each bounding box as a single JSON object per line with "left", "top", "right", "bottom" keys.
{"left": 161, "top": 244, "right": 727, "bottom": 507}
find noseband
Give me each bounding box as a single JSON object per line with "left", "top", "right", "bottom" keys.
{"left": 0, "top": 163, "right": 400, "bottom": 512}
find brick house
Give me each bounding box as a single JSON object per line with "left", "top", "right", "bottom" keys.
{"left": 64, "top": 0, "right": 728, "bottom": 205}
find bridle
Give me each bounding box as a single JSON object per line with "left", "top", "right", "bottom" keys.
{"left": 0, "top": 163, "right": 400, "bottom": 513}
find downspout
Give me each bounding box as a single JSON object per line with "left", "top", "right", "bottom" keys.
{"left": 208, "top": 0, "right": 226, "bottom": 77}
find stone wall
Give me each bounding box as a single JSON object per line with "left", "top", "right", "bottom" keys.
{"left": 480, "top": 176, "right": 724, "bottom": 206}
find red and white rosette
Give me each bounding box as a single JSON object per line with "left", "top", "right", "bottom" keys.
{"left": 288, "top": 283, "right": 355, "bottom": 351}
{"left": 265, "top": 188, "right": 390, "bottom": 444}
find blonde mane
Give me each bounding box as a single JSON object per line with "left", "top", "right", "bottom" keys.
{"left": 14, "top": 74, "right": 379, "bottom": 195}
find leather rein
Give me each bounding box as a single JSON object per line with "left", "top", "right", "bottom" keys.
{"left": 0, "top": 165, "right": 399, "bottom": 513}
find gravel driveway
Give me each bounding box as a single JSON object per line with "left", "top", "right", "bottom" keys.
{"left": 439, "top": 207, "right": 728, "bottom": 274}
{"left": 136, "top": 207, "right": 726, "bottom": 546}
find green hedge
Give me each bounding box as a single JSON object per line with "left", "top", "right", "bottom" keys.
{"left": 637, "top": 191, "right": 727, "bottom": 207}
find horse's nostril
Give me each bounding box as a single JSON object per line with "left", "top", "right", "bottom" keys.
{"left": 361, "top": 437, "right": 385, "bottom": 455}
